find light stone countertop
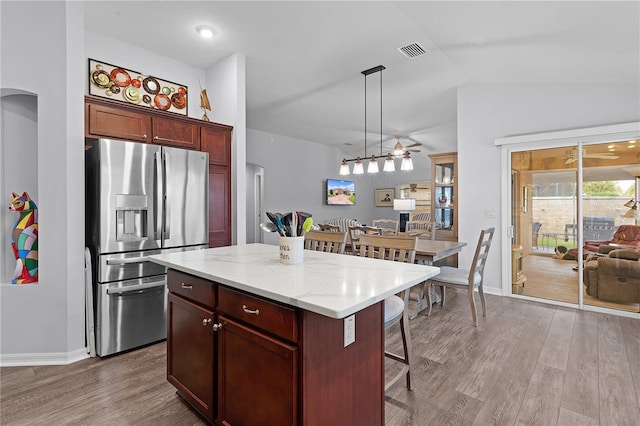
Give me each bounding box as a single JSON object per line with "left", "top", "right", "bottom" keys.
{"left": 149, "top": 243, "right": 440, "bottom": 319}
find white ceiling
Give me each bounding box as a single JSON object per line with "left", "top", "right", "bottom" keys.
{"left": 84, "top": 1, "right": 640, "bottom": 165}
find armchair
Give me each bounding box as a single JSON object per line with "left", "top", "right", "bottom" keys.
{"left": 583, "top": 248, "right": 640, "bottom": 305}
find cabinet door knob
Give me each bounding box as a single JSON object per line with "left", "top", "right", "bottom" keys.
{"left": 142, "top": 134, "right": 147, "bottom": 139}
{"left": 242, "top": 305, "right": 260, "bottom": 315}
{"left": 154, "top": 135, "right": 159, "bottom": 140}
{"left": 202, "top": 318, "right": 212, "bottom": 326}
{"left": 212, "top": 323, "right": 223, "bottom": 331}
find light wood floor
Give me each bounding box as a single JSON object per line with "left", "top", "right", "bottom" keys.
{"left": 2, "top": 292, "right": 639, "bottom": 425}
{"left": 521, "top": 253, "right": 640, "bottom": 313}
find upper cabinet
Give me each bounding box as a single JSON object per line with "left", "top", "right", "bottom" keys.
{"left": 430, "top": 152, "right": 458, "bottom": 241}
{"left": 151, "top": 116, "right": 199, "bottom": 150}
{"left": 201, "top": 126, "right": 231, "bottom": 166}
{"left": 86, "top": 100, "right": 151, "bottom": 143}
{"left": 85, "top": 96, "right": 201, "bottom": 150}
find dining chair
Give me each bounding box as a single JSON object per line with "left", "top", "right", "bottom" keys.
{"left": 424, "top": 227, "right": 495, "bottom": 326}
{"left": 347, "top": 225, "right": 381, "bottom": 255}
{"left": 405, "top": 220, "right": 435, "bottom": 240}
{"left": 304, "top": 230, "right": 347, "bottom": 254}
{"left": 372, "top": 219, "right": 399, "bottom": 235}
{"left": 358, "top": 234, "right": 418, "bottom": 392}
{"left": 318, "top": 223, "right": 341, "bottom": 232}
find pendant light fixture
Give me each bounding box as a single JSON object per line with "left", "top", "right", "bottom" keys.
{"left": 339, "top": 65, "right": 413, "bottom": 175}
{"left": 383, "top": 153, "right": 395, "bottom": 172}
{"left": 401, "top": 151, "right": 414, "bottom": 171}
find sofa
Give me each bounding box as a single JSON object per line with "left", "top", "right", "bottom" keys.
{"left": 584, "top": 248, "right": 640, "bottom": 304}
{"left": 566, "top": 224, "right": 640, "bottom": 260}
{"left": 584, "top": 224, "right": 640, "bottom": 253}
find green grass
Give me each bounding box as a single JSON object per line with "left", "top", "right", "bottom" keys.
{"left": 537, "top": 236, "right": 577, "bottom": 249}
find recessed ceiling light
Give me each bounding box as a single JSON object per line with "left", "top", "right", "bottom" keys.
{"left": 196, "top": 25, "right": 216, "bottom": 39}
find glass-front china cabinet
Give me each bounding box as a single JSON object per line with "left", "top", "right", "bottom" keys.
{"left": 430, "top": 152, "right": 458, "bottom": 241}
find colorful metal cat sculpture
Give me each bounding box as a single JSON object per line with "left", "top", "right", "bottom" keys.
{"left": 9, "top": 192, "right": 38, "bottom": 284}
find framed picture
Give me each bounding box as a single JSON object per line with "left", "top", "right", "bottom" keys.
{"left": 88, "top": 58, "right": 188, "bottom": 116}
{"left": 375, "top": 188, "right": 394, "bottom": 207}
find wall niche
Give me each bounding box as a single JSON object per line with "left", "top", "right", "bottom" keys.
{"left": 1, "top": 90, "right": 38, "bottom": 284}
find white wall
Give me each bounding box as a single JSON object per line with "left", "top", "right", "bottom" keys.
{"left": 1, "top": 94, "right": 38, "bottom": 282}
{"left": 0, "top": 1, "right": 86, "bottom": 364}
{"left": 85, "top": 32, "right": 207, "bottom": 120}
{"left": 207, "top": 54, "right": 247, "bottom": 245}
{"left": 246, "top": 128, "right": 432, "bottom": 245}
{"left": 457, "top": 83, "right": 640, "bottom": 294}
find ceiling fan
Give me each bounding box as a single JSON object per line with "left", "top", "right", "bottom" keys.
{"left": 564, "top": 148, "right": 619, "bottom": 164}
{"left": 392, "top": 135, "right": 421, "bottom": 156}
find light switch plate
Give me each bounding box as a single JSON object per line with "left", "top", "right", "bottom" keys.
{"left": 344, "top": 314, "right": 355, "bottom": 347}
{"left": 485, "top": 208, "right": 496, "bottom": 218}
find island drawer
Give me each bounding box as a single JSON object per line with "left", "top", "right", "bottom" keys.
{"left": 168, "top": 269, "right": 216, "bottom": 308}
{"left": 218, "top": 286, "right": 298, "bottom": 343}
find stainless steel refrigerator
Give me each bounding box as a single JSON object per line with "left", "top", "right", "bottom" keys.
{"left": 85, "top": 138, "right": 209, "bottom": 357}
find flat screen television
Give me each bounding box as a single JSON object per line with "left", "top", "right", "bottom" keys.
{"left": 326, "top": 179, "right": 356, "bottom": 205}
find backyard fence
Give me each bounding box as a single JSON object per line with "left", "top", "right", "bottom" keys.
{"left": 531, "top": 196, "right": 634, "bottom": 248}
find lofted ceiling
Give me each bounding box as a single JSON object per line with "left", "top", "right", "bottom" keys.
{"left": 84, "top": 1, "right": 640, "bottom": 170}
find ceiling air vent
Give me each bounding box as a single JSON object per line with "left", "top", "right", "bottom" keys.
{"left": 397, "top": 42, "right": 428, "bottom": 59}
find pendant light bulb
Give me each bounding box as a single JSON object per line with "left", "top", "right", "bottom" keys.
{"left": 393, "top": 137, "right": 404, "bottom": 156}
{"left": 367, "top": 156, "right": 379, "bottom": 173}
{"left": 339, "top": 159, "right": 350, "bottom": 176}
{"left": 383, "top": 153, "right": 395, "bottom": 172}
{"left": 353, "top": 157, "right": 364, "bottom": 175}
{"left": 401, "top": 152, "right": 413, "bottom": 171}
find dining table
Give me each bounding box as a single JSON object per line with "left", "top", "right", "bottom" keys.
{"left": 410, "top": 238, "right": 467, "bottom": 319}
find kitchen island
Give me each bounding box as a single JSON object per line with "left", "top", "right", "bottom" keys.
{"left": 150, "top": 243, "right": 439, "bottom": 425}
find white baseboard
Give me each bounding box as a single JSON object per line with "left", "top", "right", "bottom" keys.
{"left": 0, "top": 347, "right": 90, "bottom": 367}
{"left": 482, "top": 286, "right": 504, "bottom": 296}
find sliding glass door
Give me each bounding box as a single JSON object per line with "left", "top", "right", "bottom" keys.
{"left": 511, "top": 145, "right": 579, "bottom": 304}
{"left": 510, "top": 139, "right": 639, "bottom": 313}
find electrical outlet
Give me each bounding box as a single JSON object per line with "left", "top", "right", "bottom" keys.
{"left": 344, "top": 314, "right": 355, "bottom": 347}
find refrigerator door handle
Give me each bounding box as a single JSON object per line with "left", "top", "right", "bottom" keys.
{"left": 164, "top": 151, "right": 171, "bottom": 240}
{"left": 154, "top": 150, "right": 163, "bottom": 241}
{"left": 106, "top": 280, "right": 166, "bottom": 295}
{"left": 106, "top": 256, "right": 153, "bottom": 265}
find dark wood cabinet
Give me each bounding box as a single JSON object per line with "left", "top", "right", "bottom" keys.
{"left": 167, "top": 269, "right": 384, "bottom": 426}
{"left": 152, "top": 116, "right": 200, "bottom": 150}
{"left": 167, "top": 293, "right": 215, "bottom": 422}
{"left": 201, "top": 126, "right": 231, "bottom": 166}
{"left": 208, "top": 166, "right": 231, "bottom": 248}
{"left": 201, "top": 125, "right": 231, "bottom": 247}
{"left": 86, "top": 102, "right": 151, "bottom": 143}
{"left": 85, "top": 95, "right": 233, "bottom": 247}
{"left": 217, "top": 317, "right": 297, "bottom": 425}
